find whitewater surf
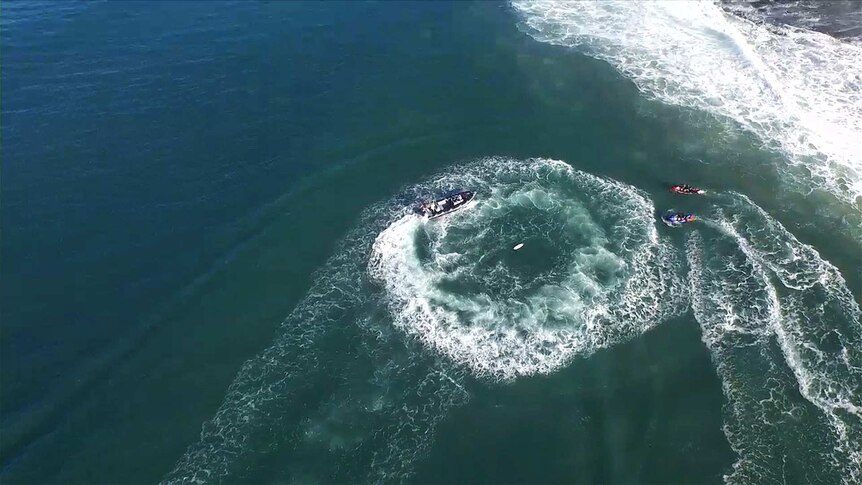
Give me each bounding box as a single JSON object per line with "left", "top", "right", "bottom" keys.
{"left": 511, "top": 0, "right": 862, "bottom": 214}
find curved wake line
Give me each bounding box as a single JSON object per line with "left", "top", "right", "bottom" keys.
{"left": 688, "top": 193, "right": 862, "bottom": 484}
{"left": 369, "top": 157, "right": 686, "bottom": 381}
{"left": 163, "top": 157, "right": 860, "bottom": 483}
{"left": 163, "top": 156, "right": 691, "bottom": 481}
{"left": 161, "top": 194, "right": 471, "bottom": 484}
{"left": 511, "top": 0, "right": 862, "bottom": 207}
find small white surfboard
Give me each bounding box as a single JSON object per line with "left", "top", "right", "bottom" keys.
{"left": 513, "top": 243, "right": 524, "bottom": 250}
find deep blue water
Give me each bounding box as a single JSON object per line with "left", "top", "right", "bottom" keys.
{"left": 3, "top": 0, "right": 422, "bottom": 433}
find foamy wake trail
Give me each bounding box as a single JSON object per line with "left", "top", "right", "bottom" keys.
{"left": 162, "top": 201, "right": 469, "bottom": 484}
{"left": 164, "top": 157, "right": 688, "bottom": 482}
{"left": 369, "top": 157, "right": 686, "bottom": 380}
{"left": 688, "top": 193, "right": 861, "bottom": 484}
{"left": 512, "top": 0, "right": 862, "bottom": 207}
{"left": 165, "top": 157, "right": 859, "bottom": 483}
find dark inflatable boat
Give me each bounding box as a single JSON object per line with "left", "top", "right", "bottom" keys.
{"left": 415, "top": 191, "right": 475, "bottom": 219}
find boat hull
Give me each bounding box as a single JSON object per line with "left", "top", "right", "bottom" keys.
{"left": 416, "top": 191, "right": 475, "bottom": 219}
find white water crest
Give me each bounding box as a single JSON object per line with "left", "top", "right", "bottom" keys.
{"left": 370, "top": 157, "right": 686, "bottom": 380}
{"left": 511, "top": 0, "right": 862, "bottom": 207}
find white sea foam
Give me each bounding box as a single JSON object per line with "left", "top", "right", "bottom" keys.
{"left": 688, "top": 194, "right": 862, "bottom": 484}
{"left": 511, "top": 0, "right": 862, "bottom": 206}
{"left": 165, "top": 156, "right": 685, "bottom": 483}
{"left": 163, "top": 195, "right": 470, "bottom": 484}
{"left": 369, "top": 157, "right": 685, "bottom": 380}
{"left": 165, "top": 155, "right": 860, "bottom": 483}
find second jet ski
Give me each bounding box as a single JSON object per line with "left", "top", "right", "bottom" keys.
{"left": 661, "top": 211, "right": 697, "bottom": 227}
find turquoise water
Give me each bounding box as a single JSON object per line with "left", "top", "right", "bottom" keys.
{"left": 2, "top": 2, "right": 860, "bottom": 484}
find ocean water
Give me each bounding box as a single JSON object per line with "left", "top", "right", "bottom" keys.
{"left": 2, "top": 1, "right": 860, "bottom": 484}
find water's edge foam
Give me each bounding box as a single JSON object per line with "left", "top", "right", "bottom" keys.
{"left": 511, "top": 0, "right": 862, "bottom": 211}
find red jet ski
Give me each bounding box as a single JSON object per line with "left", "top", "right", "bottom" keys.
{"left": 670, "top": 184, "right": 706, "bottom": 195}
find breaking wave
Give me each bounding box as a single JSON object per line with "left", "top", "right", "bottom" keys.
{"left": 511, "top": 0, "right": 862, "bottom": 207}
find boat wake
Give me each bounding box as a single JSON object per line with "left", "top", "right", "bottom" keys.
{"left": 688, "top": 193, "right": 861, "bottom": 484}
{"left": 162, "top": 185, "right": 472, "bottom": 484}
{"left": 165, "top": 158, "right": 860, "bottom": 483}
{"left": 370, "top": 157, "right": 685, "bottom": 380}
